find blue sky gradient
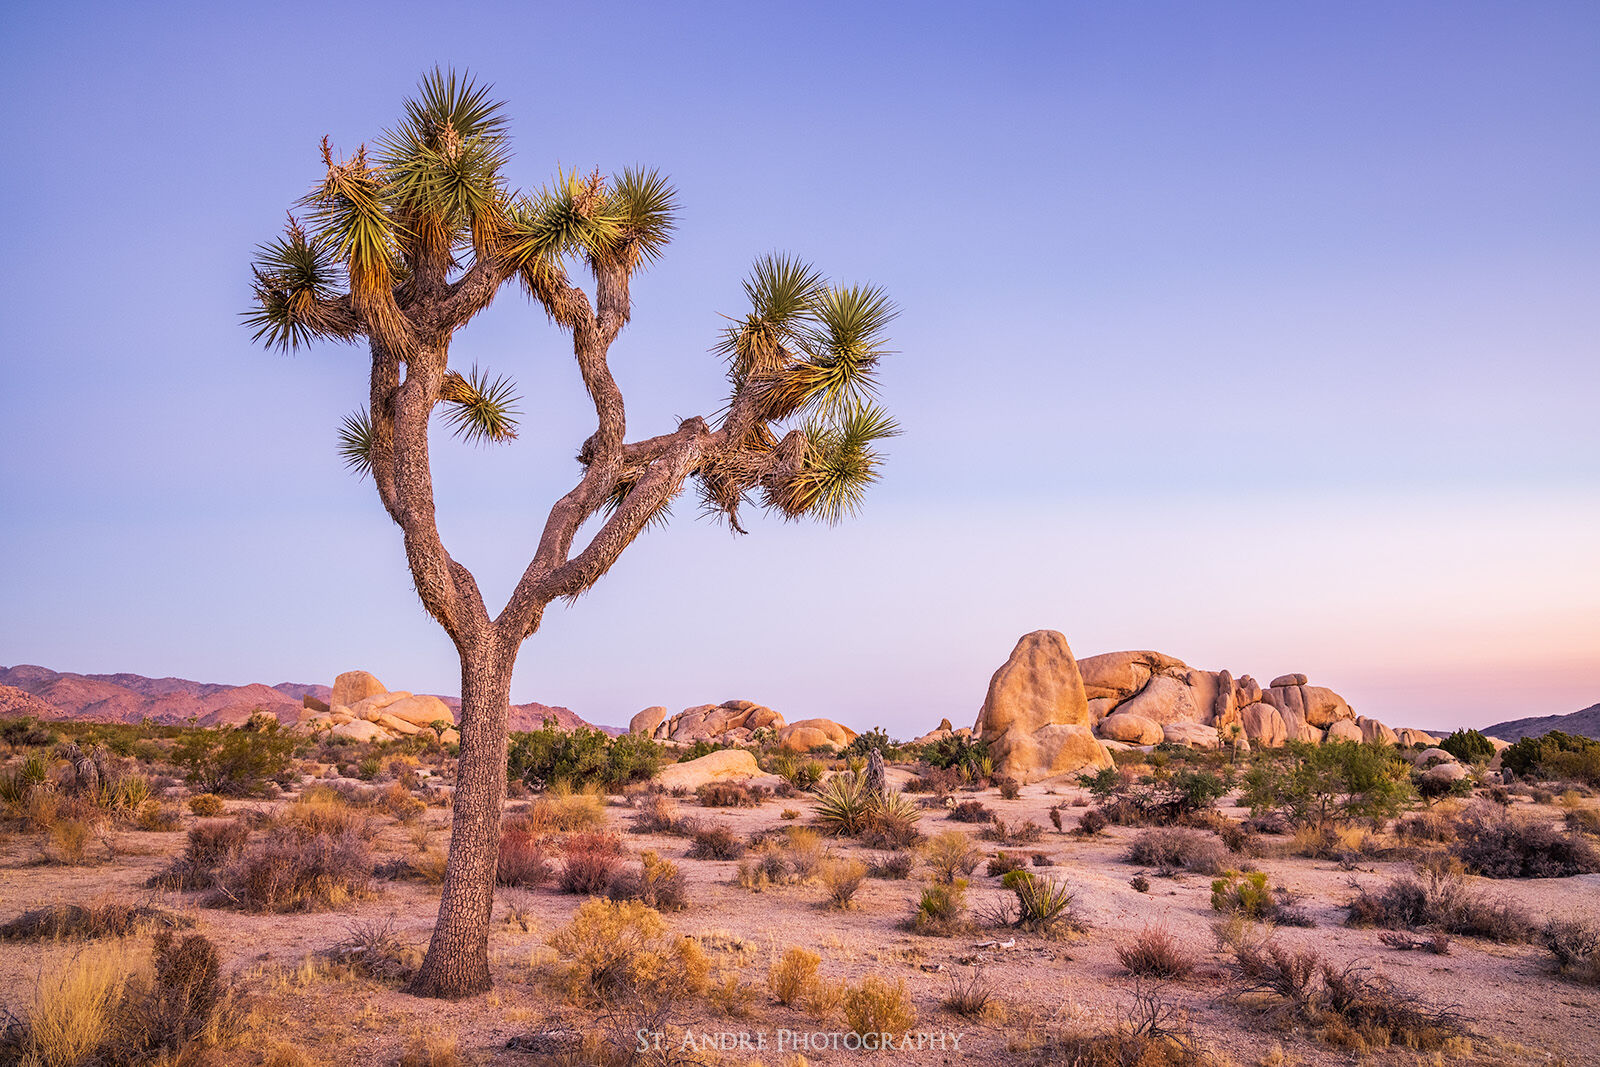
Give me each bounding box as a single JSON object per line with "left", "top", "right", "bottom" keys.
{"left": 2, "top": 1, "right": 1596, "bottom": 734}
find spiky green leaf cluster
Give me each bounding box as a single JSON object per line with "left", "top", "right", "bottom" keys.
{"left": 244, "top": 218, "right": 344, "bottom": 351}
{"left": 502, "top": 166, "right": 679, "bottom": 272}
{"left": 337, "top": 411, "right": 376, "bottom": 476}
{"left": 440, "top": 365, "right": 521, "bottom": 444}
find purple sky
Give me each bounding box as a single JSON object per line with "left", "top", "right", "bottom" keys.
{"left": 1, "top": 2, "right": 1596, "bottom": 735}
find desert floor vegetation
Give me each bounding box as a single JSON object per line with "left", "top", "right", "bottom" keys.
{"left": 1, "top": 719, "right": 1598, "bottom": 1064}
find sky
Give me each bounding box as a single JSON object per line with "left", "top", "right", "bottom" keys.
{"left": 1, "top": 1, "right": 1596, "bottom": 736}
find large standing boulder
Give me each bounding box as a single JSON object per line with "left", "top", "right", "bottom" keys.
{"left": 1303, "top": 687, "right": 1354, "bottom": 727}
{"left": 331, "top": 671, "right": 387, "bottom": 708}
{"left": 630, "top": 706, "right": 669, "bottom": 737}
{"left": 331, "top": 718, "right": 387, "bottom": 743}
{"left": 1162, "top": 722, "right": 1221, "bottom": 749}
{"left": 776, "top": 719, "right": 857, "bottom": 752}
{"left": 975, "top": 631, "right": 1111, "bottom": 783}
{"left": 1324, "top": 719, "right": 1364, "bottom": 743}
{"left": 1396, "top": 728, "right": 1440, "bottom": 748}
{"left": 1076, "top": 650, "right": 1187, "bottom": 701}
{"left": 1357, "top": 716, "right": 1399, "bottom": 746}
{"left": 383, "top": 694, "right": 455, "bottom": 728}
{"left": 656, "top": 749, "right": 766, "bottom": 791}
{"left": 1239, "top": 702, "right": 1288, "bottom": 747}
{"left": 1113, "top": 675, "right": 1204, "bottom": 725}
{"left": 1099, "top": 712, "right": 1164, "bottom": 745}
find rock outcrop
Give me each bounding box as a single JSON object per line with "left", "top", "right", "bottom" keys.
{"left": 777, "top": 718, "right": 857, "bottom": 752}
{"left": 640, "top": 700, "right": 787, "bottom": 746}
{"left": 974, "top": 631, "right": 1112, "bottom": 783}
{"left": 301, "top": 671, "right": 460, "bottom": 745}
{"left": 1036, "top": 639, "right": 1413, "bottom": 753}
{"left": 655, "top": 749, "right": 770, "bottom": 791}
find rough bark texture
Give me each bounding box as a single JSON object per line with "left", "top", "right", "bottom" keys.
{"left": 406, "top": 646, "right": 511, "bottom": 998}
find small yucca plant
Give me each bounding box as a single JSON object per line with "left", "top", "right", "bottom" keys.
{"left": 813, "top": 773, "right": 871, "bottom": 836}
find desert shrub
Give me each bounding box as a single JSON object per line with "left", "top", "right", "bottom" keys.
{"left": 1125, "top": 828, "right": 1229, "bottom": 874}
{"left": 1542, "top": 919, "right": 1600, "bottom": 985}
{"left": 522, "top": 789, "right": 607, "bottom": 834}
{"left": 948, "top": 799, "right": 991, "bottom": 823}
{"left": 767, "top": 946, "right": 821, "bottom": 1006}
{"left": 172, "top": 716, "right": 296, "bottom": 796}
{"left": 858, "top": 789, "right": 924, "bottom": 849}
{"left": 687, "top": 824, "right": 744, "bottom": 860}
{"left": 1, "top": 903, "right": 191, "bottom": 942}
{"left": 868, "top": 851, "right": 915, "bottom": 879}
{"left": 1130, "top": 874, "right": 1150, "bottom": 892}
{"left": 1566, "top": 807, "right": 1600, "bottom": 835}
{"left": 980, "top": 816, "right": 1043, "bottom": 845}
{"left": 783, "top": 826, "right": 826, "bottom": 879}
{"left": 940, "top": 967, "right": 993, "bottom": 1019}
{"left": 998, "top": 869, "right": 1084, "bottom": 936}
{"left": 132, "top": 801, "right": 181, "bottom": 832}
{"left": 497, "top": 825, "right": 553, "bottom": 888}
{"left": 780, "top": 808, "right": 800, "bottom": 820}
{"left": 1439, "top": 729, "right": 1494, "bottom": 763}
{"left": 843, "top": 726, "right": 898, "bottom": 760}
{"left": 559, "top": 833, "right": 624, "bottom": 894}
{"left": 506, "top": 723, "right": 662, "bottom": 792}
{"left": 1394, "top": 808, "right": 1457, "bottom": 844}
{"left": 215, "top": 824, "right": 373, "bottom": 911}
{"left": 913, "top": 879, "right": 969, "bottom": 934}
{"left": 1501, "top": 730, "right": 1600, "bottom": 786}
{"left": 606, "top": 850, "right": 687, "bottom": 911}
{"left": 1450, "top": 802, "right": 1600, "bottom": 877}
{"left": 546, "top": 898, "right": 709, "bottom": 1005}
{"left": 1345, "top": 857, "right": 1534, "bottom": 942}
{"left": 708, "top": 971, "right": 756, "bottom": 1016}
{"left": 1240, "top": 741, "right": 1411, "bottom": 829}
{"left": 47, "top": 818, "right": 98, "bottom": 865}
{"left": 986, "top": 852, "right": 1026, "bottom": 877}
{"left": 841, "top": 975, "right": 916, "bottom": 1038}
{"left": 282, "top": 786, "right": 376, "bottom": 839}
{"left": 697, "top": 781, "right": 766, "bottom": 808}
{"left": 323, "top": 919, "right": 421, "bottom": 984}
{"left": 376, "top": 782, "right": 426, "bottom": 823}
{"left": 1116, "top": 923, "right": 1195, "bottom": 979}
{"left": 821, "top": 858, "right": 867, "bottom": 908}
{"left": 119, "top": 932, "right": 227, "bottom": 1059}
{"left": 925, "top": 830, "right": 981, "bottom": 883}
{"left": 921, "top": 733, "right": 988, "bottom": 773}
{"left": 1210, "top": 871, "right": 1311, "bottom": 925}
{"left": 997, "top": 776, "right": 1021, "bottom": 800}
{"left": 149, "top": 819, "right": 252, "bottom": 890}
{"left": 1076, "top": 807, "right": 1109, "bottom": 836}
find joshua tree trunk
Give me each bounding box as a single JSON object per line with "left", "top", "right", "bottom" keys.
{"left": 407, "top": 642, "right": 514, "bottom": 998}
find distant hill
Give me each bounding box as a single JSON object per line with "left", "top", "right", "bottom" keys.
{"left": 1483, "top": 703, "right": 1600, "bottom": 743}
{"left": 0, "top": 664, "right": 611, "bottom": 733}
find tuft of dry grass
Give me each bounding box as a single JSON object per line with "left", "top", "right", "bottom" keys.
{"left": 16, "top": 945, "right": 134, "bottom": 1067}
{"left": 821, "top": 857, "right": 867, "bottom": 908}
{"left": 941, "top": 967, "right": 993, "bottom": 1018}
{"left": 924, "top": 830, "right": 981, "bottom": 884}
{"left": 1116, "top": 923, "right": 1195, "bottom": 979}
{"left": 188, "top": 794, "right": 226, "bottom": 817}
{"left": 842, "top": 975, "right": 916, "bottom": 1038}
{"left": 767, "top": 946, "right": 821, "bottom": 1006}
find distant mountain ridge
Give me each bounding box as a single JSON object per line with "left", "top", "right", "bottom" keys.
{"left": 0, "top": 664, "right": 607, "bottom": 733}
{"left": 1483, "top": 703, "right": 1600, "bottom": 743}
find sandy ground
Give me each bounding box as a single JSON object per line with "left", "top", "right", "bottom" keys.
{"left": 1, "top": 781, "right": 1597, "bottom": 1067}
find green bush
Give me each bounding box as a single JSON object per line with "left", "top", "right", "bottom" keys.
{"left": 1439, "top": 729, "right": 1494, "bottom": 763}
{"left": 1501, "top": 731, "right": 1600, "bottom": 786}
{"left": 506, "top": 722, "right": 662, "bottom": 792}
{"left": 921, "top": 734, "right": 988, "bottom": 772}
{"left": 1240, "top": 741, "right": 1411, "bottom": 829}
{"left": 843, "top": 726, "right": 898, "bottom": 760}
{"left": 171, "top": 713, "right": 296, "bottom": 796}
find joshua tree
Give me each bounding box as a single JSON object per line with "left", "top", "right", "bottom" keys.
{"left": 244, "top": 70, "right": 897, "bottom": 998}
